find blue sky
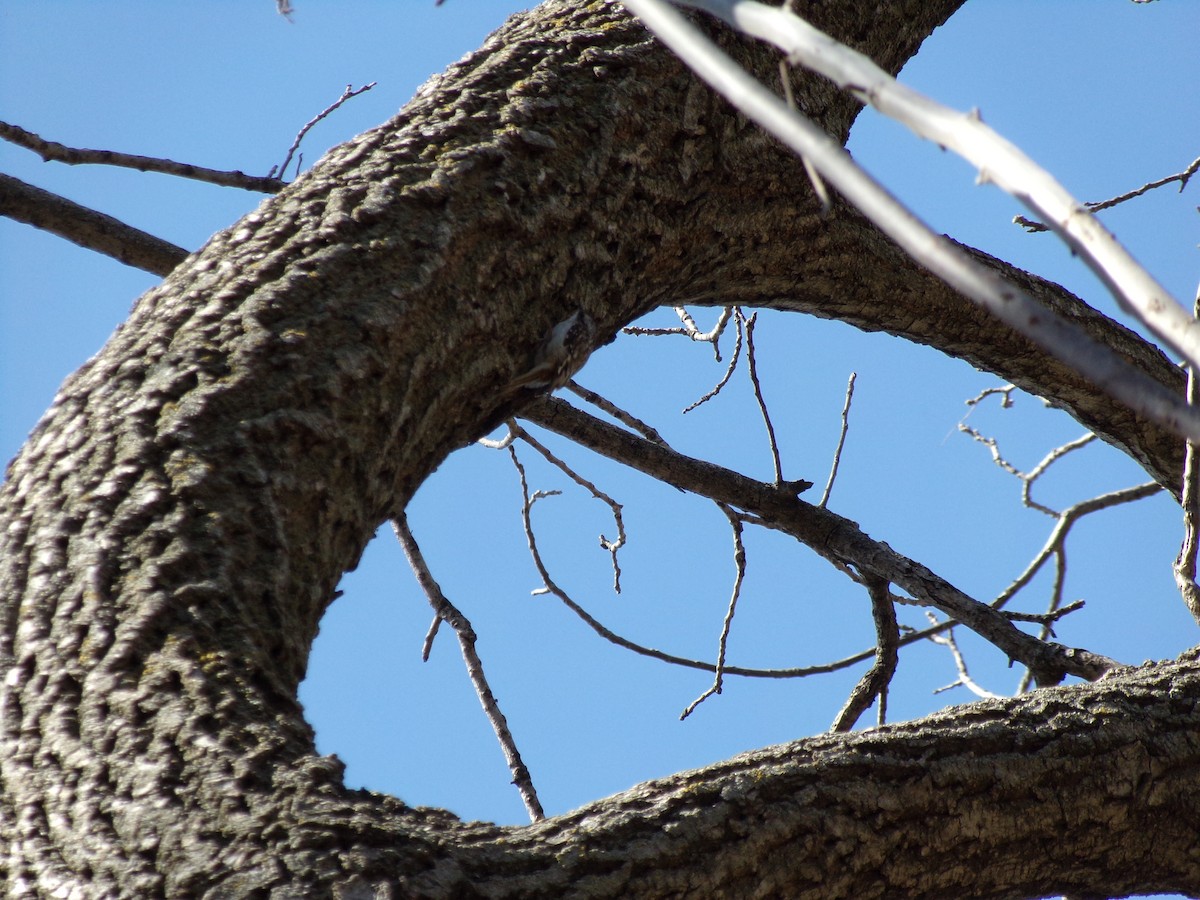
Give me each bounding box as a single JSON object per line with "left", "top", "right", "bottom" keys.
{"left": 2, "top": 0, "right": 1198, "bottom": 838}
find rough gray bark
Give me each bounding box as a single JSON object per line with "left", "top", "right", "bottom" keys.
{"left": 1, "top": 1, "right": 1197, "bottom": 897}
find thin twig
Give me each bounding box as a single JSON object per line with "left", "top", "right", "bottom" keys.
{"left": 421, "top": 614, "right": 442, "bottom": 661}
{"left": 818, "top": 372, "right": 856, "bottom": 508}
{"left": 624, "top": 306, "right": 734, "bottom": 363}
{"left": 925, "top": 615, "right": 1003, "bottom": 700}
{"left": 681, "top": 505, "right": 748, "bottom": 720}
{"left": 684, "top": 311, "right": 744, "bottom": 413}
{"left": 1015, "top": 156, "right": 1200, "bottom": 233}
{"left": 477, "top": 420, "right": 518, "bottom": 450}
{"left": 508, "top": 446, "right": 855, "bottom": 680}
{"left": 392, "top": 513, "right": 544, "bottom": 823}
{"left": 742, "top": 311, "right": 783, "bottom": 484}
{"left": 964, "top": 384, "right": 1017, "bottom": 411}
{"left": 957, "top": 390, "right": 1162, "bottom": 688}
{"left": 675, "top": 305, "right": 735, "bottom": 360}
{"left": 274, "top": 83, "right": 377, "bottom": 179}
{"left": 1002, "top": 599, "right": 1084, "bottom": 628}
{"left": 0, "top": 120, "right": 287, "bottom": 193}
{"left": 959, "top": 423, "right": 1095, "bottom": 517}
{"left": 994, "top": 482, "right": 1161, "bottom": 611}
{"left": 509, "top": 423, "right": 626, "bottom": 594}
{"left": 565, "top": 382, "right": 671, "bottom": 446}
{"left": 830, "top": 573, "right": 898, "bottom": 732}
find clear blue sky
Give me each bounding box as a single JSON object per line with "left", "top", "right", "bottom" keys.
{"left": 2, "top": 0, "right": 1198, "bottom": 841}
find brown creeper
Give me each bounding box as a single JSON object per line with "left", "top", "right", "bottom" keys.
{"left": 505, "top": 309, "right": 596, "bottom": 393}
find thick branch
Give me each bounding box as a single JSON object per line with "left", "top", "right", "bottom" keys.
{"left": 463, "top": 655, "right": 1200, "bottom": 899}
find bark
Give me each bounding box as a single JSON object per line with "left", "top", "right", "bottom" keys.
{"left": 1, "top": 1, "right": 1196, "bottom": 897}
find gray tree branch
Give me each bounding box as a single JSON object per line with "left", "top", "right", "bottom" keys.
{"left": 2, "top": 1, "right": 1196, "bottom": 896}
{"left": 521, "top": 396, "right": 1118, "bottom": 686}
{"left": 0, "top": 171, "right": 188, "bottom": 275}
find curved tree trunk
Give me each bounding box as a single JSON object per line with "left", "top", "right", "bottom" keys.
{"left": 2, "top": 1, "right": 1196, "bottom": 897}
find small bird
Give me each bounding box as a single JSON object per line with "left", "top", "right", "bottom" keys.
{"left": 505, "top": 309, "right": 597, "bottom": 393}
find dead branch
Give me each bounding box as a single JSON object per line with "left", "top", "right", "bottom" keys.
{"left": 959, "top": 422, "right": 1096, "bottom": 517}
{"left": 623, "top": 306, "right": 733, "bottom": 360}
{"left": 506, "top": 422, "right": 626, "bottom": 594}
{"left": 925, "top": 615, "right": 1003, "bottom": 700}
{"left": 684, "top": 313, "right": 743, "bottom": 413}
{"left": 1173, "top": 287, "right": 1200, "bottom": 624}
{"left": 742, "top": 311, "right": 784, "bottom": 484}
{"left": 507, "top": 445, "right": 853, "bottom": 681}
{"left": 566, "top": 382, "right": 671, "bottom": 446}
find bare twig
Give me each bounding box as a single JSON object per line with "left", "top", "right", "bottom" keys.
{"left": 957, "top": 391, "right": 1163, "bottom": 689}
{"left": 681, "top": 505, "right": 748, "bottom": 720}
{"left": 925, "top": 615, "right": 1003, "bottom": 700}
{"left": 421, "top": 614, "right": 443, "bottom": 662}
{"left": 0, "top": 172, "right": 188, "bottom": 275}
{"left": 477, "top": 420, "right": 518, "bottom": 450}
{"left": 684, "top": 312, "right": 744, "bottom": 413}
{"left": 509, "top": 423, "right": 626, "bottom": 594}
{"left": 0, "top": 121, "right": 288, "bottom": 193}
{"left": 742, "top": 311, "right": 784, "bottom": 484}
{"left": 1016, "top": 156, "right": 1200, "bottom": 233}
{"left": 274, "top": 83, "right": 377, "bottom": 180}
{"left": 508, "top": 446, "right": 845, "bottom": 679}
{"left": 996, "top": 482, "right": 1161, "bottom": 609}
{"left": 1003, "top": 600, "right": 1085, "bottom": 630}
{"left": 959, "top": 422, "right": 1096, "bottom": 517}
{"left": 392, "top": 513, "right": 544, "bottom": 823}
{"left": 830, "top": 573, "right": 898, "bottom": 732}
{"left": 675, "top": 305, "right": 735, "bottom": 360}
{"left": 818, "top": 372, "right": 856, "bottom": 508}
{"left": 778, "top": 60, "right": 830, "bottom": 212}
{"left": 624, "top": 306, "right": 734, "bottom": 363}
{"left": 565, "top": 382, "right": 671, "bottom": 446}
{"left": 964, "top": 384, "right": 1017, "bottom": 411}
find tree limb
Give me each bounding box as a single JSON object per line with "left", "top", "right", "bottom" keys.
{"left": 0, "top": 120, "right": 287, "bottom": 192}
{"left": 3, "top": 1, "right": 1195, "bottom": 896}
{"left": 0, "top": 171, "right": 189, "bottom": 275}
{"left": 522, "top": 395, "right": 1119, "bottom": 686}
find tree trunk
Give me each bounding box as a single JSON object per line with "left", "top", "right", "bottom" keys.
{"left": 2, "top": 1, "right": 1196, "bottom": 896}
